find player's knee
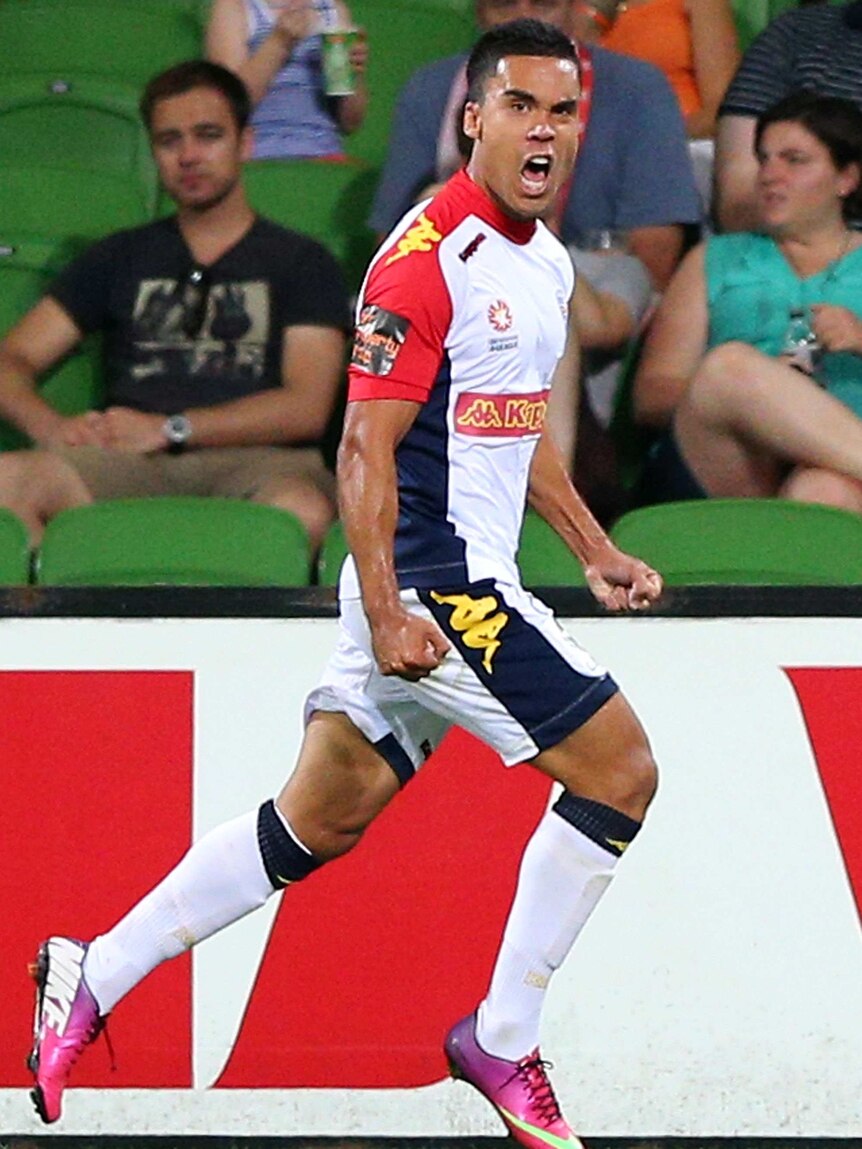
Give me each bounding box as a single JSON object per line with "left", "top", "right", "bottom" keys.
{"left": 256, "top": 798, "right": 325, "bottom": 889}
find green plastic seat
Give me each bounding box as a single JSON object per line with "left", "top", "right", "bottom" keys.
{"left": 35, "top": 498, "right": 313, "bottom": 587}
{"left": 610, "top": 498, "right": 862, "bottom": 585}
{"left": 239, "top": 158, "right": 378, "bottom": 290}
{"left": 0, "top": 508, "right": 31, "bottom": 586}
{"left": 345, "top": 0, "right": 474, "bottom": 168}
{"left": 0, "top": 0, "right": 203, "bottom": 84}
{"left": 0, "top": 77, "right": 158, "bottom": 214}
{"left": 0, "top": 236, "right": 104, "bottom": 452}
{"left": 0, "top": 234, "right": 82, "bottom": 336}
{"left": 0, "top": 165, "right": 150, "bottom": 243}
{"left": 517, "top": 509, "right": 587, "bottom": 587}
{"left": 318, "top": 518, "right": 348, "bottom": 586}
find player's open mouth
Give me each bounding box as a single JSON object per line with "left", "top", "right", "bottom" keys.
{"left": 520, "top": 154, "right": 553, "bottom": 195}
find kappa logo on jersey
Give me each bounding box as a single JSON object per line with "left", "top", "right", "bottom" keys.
{"left": 41, "top": 938, "right": 86, "bottom": 1037}
{"left": 454, "top": 389, "right": 549, "bottom": 438}
{"left": 487, "top": 299, "right": 513, "bottom": 332}
{"left": 384, "top": 212, "right": 442, "bottom": 265}
{"left": 430, "top": 590, "right": 509, "bottom": 674}
{"left": 351, "top": 305, "right": 410, "bottom": 376}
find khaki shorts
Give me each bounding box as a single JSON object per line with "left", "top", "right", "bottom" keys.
{"left": 51, "top": 445, "right": 336, "bottom": 503}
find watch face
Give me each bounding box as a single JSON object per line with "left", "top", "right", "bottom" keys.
{"left": 166, "top": 415, "right": 191, "bottom": 443}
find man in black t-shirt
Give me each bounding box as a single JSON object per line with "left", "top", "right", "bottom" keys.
{"left": 0, "top": 60, "right": 350, "bottom": 549}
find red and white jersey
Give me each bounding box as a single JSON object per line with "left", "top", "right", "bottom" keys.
{"left": 346, "top": 169, "right": 574, "bottom": 592}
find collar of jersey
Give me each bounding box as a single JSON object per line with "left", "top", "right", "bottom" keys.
{"left": 445, "top": 169, "right": 537, "bottom": 246}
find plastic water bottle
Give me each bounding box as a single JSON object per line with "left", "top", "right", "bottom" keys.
{"left": 780, "top": 307, "right": 823, "bottom": 382}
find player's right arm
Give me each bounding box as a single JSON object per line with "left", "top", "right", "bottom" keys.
{"left": 338, "top": 398, "right": 450, "bottom": 680}
{"left": 0, "top": 298, "right": 105, "bottom": 447}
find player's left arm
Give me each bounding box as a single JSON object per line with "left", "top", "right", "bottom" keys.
{"left": 527, "top": 427, "right": 663, "bottom": 611}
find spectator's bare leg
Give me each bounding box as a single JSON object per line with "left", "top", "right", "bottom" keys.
{"left": 674, "top": 342, "right": 862, "bottom": 497}
{"left": 253, "top": 476, "right": 336, "bottom": 553}
{"left": 780, "top": 466, "right": 862, "bottom": 512}
{"left": 0, "top": 450, "right": 92, "bottom": 544}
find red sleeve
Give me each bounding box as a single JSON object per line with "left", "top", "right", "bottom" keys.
{"left": 348, "top": 216, "right": 453, "bottom": 403}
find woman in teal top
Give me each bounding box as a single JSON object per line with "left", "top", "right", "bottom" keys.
{"left": 634, "top": 91, "right": 862, "bottom": 513}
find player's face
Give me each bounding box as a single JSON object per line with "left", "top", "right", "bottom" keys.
{"left": 149, "top": 86, "right": 253, "bottom": 212}
{"left": 755, "top": 120, "right": 859, "bottom": 235}
{"left": 477, "top": 0, "right": 572, "bottom": 31}
{"left": 464, "top": 55, "right": 581, "bottom": 222}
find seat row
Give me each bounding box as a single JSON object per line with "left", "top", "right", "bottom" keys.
{"left": 1, "top": 497, "right": 860, "bottom": 589}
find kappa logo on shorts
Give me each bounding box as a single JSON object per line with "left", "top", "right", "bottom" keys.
{"left": 351, "top": 305, "right": 410, "bottom": 376}
{"left": 430, "top": 591, "right": 509, "bottom": 674}
{"left": 384, "top": 212, "right": 442, "bottom": 265}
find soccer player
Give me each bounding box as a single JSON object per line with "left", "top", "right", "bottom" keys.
{"left": 28, "top": 20, "right": 662, "bottom": 1149}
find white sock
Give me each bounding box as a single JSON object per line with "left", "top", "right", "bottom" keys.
{"left": 83, "top": 809, "right": 274, "bottom": 1014}
{"left": 477, "top": 807, "right": 618, "bottom": 1060}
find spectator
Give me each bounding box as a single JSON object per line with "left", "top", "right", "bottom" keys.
{"left": 369, "top": 0, "right": 701, "bottom": 292}
{"left": 633, "top": 93, "right": 862, "bottom": 514}
{"left": 715, "top": 1, "right": 862, "bottom": 231}
{"left": 206, "top": 0, "right": 368, "bottom": 159}
{"left": 595, "top": 0, "right": 740, "bottom": 140}
{"left": 0, "top": 60, "right": 350, "bottom": 548}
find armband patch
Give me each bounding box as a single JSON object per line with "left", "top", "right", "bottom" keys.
{"left": 351, "top": 304, "right": 410, "bottom": 376}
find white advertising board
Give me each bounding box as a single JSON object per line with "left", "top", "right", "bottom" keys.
{"left": 1, "top": 614, "right": 861, "bottom": 1138}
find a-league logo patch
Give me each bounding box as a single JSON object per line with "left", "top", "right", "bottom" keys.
{"left": 351, "top": 305, "right": 410, "bottom": 376}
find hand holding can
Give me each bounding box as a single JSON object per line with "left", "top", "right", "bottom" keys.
{"left": 322, "top": 26, "right": 359, "bottom": 96}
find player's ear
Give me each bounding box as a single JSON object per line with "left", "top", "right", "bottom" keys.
{"left": 463, "top": 100, "right": 482, "bottom": 141}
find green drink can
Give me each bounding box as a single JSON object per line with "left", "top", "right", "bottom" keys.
{"left": 321, "top": 27, "right": 357, "bottom": 97}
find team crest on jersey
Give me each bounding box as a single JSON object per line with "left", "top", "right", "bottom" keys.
{"left": 351, "top": 305, "right": 410, "bottom": 376}
{"left": 454, "top": 389, "right": 549, "bottom": 438}
{"left": 384, "top": 212, "right": 442, "bottom": 265}
{"left": 487, "top": 299, "right": 513, "bottom": 332}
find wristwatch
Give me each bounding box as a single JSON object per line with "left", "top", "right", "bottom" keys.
{"left": 163, "top": 413, "right": 193, "bottom": 454}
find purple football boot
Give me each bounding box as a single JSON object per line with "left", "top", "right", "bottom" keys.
{"left": 28, "top": 937, "right": 105, "bottom": 1123}
{"left": 445, "top": 1013, "right": 584, "bottom": 1149}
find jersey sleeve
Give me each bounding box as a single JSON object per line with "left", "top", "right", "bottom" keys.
{"left": 45, "top": 232, "right": 123, "bottom": 334}
{"left": 348, "top": 224, "right": 453, "bottom": 403}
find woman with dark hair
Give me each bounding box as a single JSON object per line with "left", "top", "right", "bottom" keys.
{"left": 632, "top": 90, "right": 862, "bottom": 514}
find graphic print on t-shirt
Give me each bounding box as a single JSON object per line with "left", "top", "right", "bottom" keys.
{"left": 131, "top": 277, "right": 270, "bottom": 387}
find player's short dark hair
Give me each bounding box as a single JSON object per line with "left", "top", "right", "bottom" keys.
{"left": 755, "top": 91, "right": 862, "bottom": 221}
{"left": 140, "top": 59, "right": 252, "bottom": 132}
{"left": 466, "top": 18, "right": 578, "bottom": 104}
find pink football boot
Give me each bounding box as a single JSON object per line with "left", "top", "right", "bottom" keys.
{"left": 445, "top": 1012, "right": 584, "bottom": 1149}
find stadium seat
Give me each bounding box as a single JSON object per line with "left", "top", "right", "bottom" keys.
{"left": 0, "top": 234, "right": 81, "bottom": 337}
{"left": 610, "top": 498, "right": 862, "bottom": 585}
{"left": 236, "top": 158, "right": 377, "bottom": 289}
{"left": 344, "top": 1, "right": 475, "bottom": 168}
{"left": 0, "top": 0, "right": 203, "bottom": 85}
{"left": 0, "top": 77, "right": 158, "bottom": 214}
{"left": 0, "top": 165, "right": 151, "bottom": 243}
{"left": 0, "top": 509, "right": 31, "bottom": 586}
{"left": 518, "top": 509, "right": 587, "bottom": 587}
{"left": 0, "top": 236, "right": 103, "bottom": 452}
{"left": 318, "top": 518, "right": 348, "bottom": 586}
{"left": 35, "top": 498, "right": 313, "bottom": 587}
